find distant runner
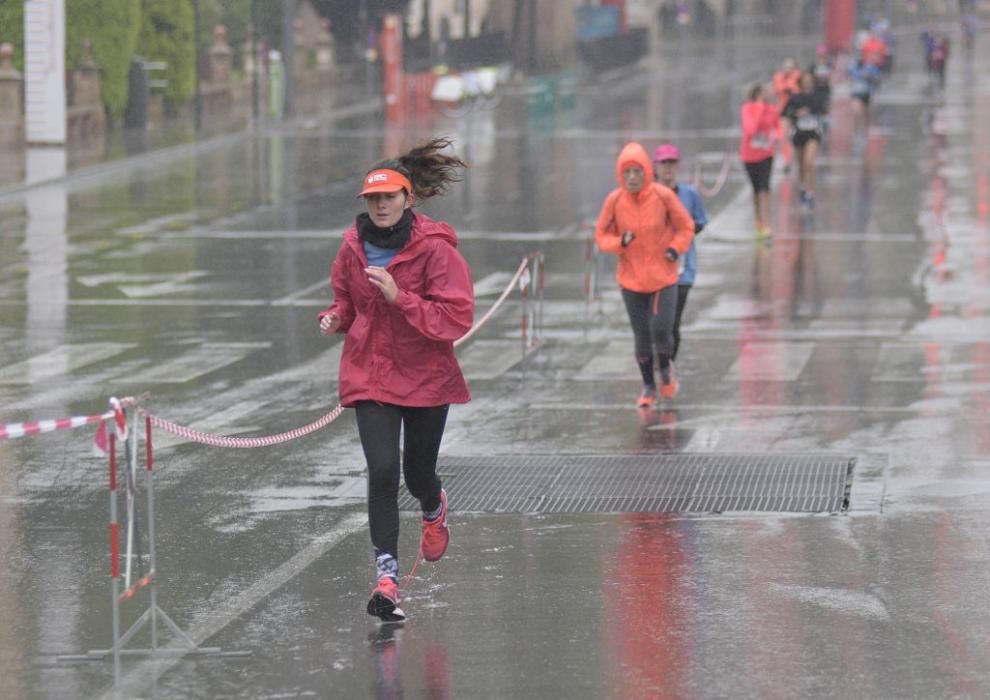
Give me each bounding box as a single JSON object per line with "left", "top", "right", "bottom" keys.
{"left": 653, "top": 143, "right": 709, "bottom": 364}
{"left": 847, "top": 55, "right": 882, "bottom": 137}
{"left": 595, "top": 142, "right": 695, "bottom": 406}
{"left": 739, "top": 82, "right": 780, "bottom": 240}
{"left": 782, "top": 72, "right": 827, "bottom": 208}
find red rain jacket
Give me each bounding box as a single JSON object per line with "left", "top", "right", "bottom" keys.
{"left": 594, "top": 142, "right": 695, "bottom": 293}
{"left": 320, "top": 212, "right": 474, "bottom": 407}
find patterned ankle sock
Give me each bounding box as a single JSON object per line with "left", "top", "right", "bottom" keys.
{"left": 375, "top": 551, "right": 399, "bottom": 581}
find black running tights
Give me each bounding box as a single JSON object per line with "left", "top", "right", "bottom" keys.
{"left": 621, "top": 285, "right": 678, "bottom": 386}
{"left": 672, "top": 284, "right": 691, "bottom": 361}
{"left": 354, "top": 401, "right": 448, "bottom": 559}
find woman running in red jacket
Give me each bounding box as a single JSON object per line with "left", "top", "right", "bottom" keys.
{"left": 319, "top": 138, "right": 474, "bottom": 622}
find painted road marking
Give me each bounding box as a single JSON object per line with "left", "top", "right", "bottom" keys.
{"left": 726, "top": 341, "right": 815, "bottom": 381}
{"left": 76, "top": 271, "right": 208, "bottom": 288}
{"left": 459, "top": 339, "right": 527, "bottom": 380}
{"left": 126, "top": 342, "right": 271, "bottom": 384}
{"left": 0, "top": 343, "right": 136, "bottom": 385}
{"left": 153, "top": 229, "right": 564, "bottom": 241}
{"left": 574, "top": 340, "right": 639, "bottom": 379}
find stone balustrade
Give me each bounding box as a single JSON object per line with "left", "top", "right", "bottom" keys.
{"left": 0, "top": 42, "right": 24, "bottom": 148}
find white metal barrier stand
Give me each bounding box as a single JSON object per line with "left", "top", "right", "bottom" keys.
{"left": 518, "top": 251, "right": 545, "bottom": 350}
{"left": 58, "top": 406, "right": 250, "bottom": 683}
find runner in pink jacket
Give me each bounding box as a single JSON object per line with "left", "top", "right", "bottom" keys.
{"left": 319, "top": 138, "right": 473, "bottom": 622}
{"left": 739, "top": 82, "right": 780, "bottom": 240}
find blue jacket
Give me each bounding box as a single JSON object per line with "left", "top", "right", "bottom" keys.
{"left": 673, "top": 183, "right": 708, "bottom": 286}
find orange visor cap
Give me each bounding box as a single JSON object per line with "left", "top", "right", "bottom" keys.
{"left": 357, "top": 169, "right": 412, "bottom": 197}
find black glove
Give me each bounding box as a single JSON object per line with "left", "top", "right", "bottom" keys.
{"left": 665, "top": 247, "right": 678, "bottom": 262}
{"left": 621, "top": 231, "right": 635, "bottom": 247}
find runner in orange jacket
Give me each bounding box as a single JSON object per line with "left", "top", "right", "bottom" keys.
{"left": 595, "top": 142, "right": 695, "bottom": 405}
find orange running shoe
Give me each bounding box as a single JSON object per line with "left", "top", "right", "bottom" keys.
{"left": 636, "top": 385, "right": 658, "bottom": 408}
{"left": 421, "top": 488, "right": 449, "bottom": 562}
{"left": 367, "top": 576, "right": 405, "bottom": 622}
{"left": 659, "top": 363, "right": 679, "bottom": 400}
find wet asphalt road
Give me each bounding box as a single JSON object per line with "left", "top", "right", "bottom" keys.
{"left": 2, "top": 25, "right": 990, "bottom": 699}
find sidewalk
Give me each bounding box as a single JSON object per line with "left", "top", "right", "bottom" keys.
{"left": 0, "top": 69, "right": 383, "bottom": 199}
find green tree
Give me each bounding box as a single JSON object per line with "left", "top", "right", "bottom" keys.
{"left": 0, "top": 3, "right": 25, "bottom": 72}
{"left": 66, "top": 0, "right": 143, "bottom": 118}
{"left": 0, "top": 1, "right": 142, "bottom": 118}
{"left": 138, "top": 0, "right": 195, "bottom": 107}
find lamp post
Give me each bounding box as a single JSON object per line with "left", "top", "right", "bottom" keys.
{"left": 251, "top": 0, "right": 258, "bottom": 123}
{"left": 193, "top": 0, "right": 202, "bottom": 133}
{"left": 281, "top": 0, "right": 296, "bottom": 117}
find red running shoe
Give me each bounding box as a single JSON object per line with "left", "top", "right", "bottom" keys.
{"left": 367, "top": 576, "right": 405, "bottom": 622}
{"left": 421, "top": 488, "right": 449, "bottom": 562}
{"left": 636, "top": 385, "right": 658, "bottom": 408}
{"left": 659, "top": 363, "right": 679, "bottom": 400}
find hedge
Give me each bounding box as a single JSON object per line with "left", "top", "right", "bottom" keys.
{"left": 66, "top": 0, "right": 143, "bottom": 118}
{"left": 138, "top": 0, "right": 195, "bottom": 106}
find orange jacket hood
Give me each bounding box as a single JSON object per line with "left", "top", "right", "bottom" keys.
{"left": 614, "top": 142, "right": 654, "bottom": 192}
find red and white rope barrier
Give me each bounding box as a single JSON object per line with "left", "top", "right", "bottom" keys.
{"left": 140, "top": 255, "right": 537, "bottom": 448}
{"left": 3, "top": 257, "right": 537, "bottom": 453}
{"left": 692, "top": 151, "right": 734, "bottom": 198}
{"left": 455, "top": 256, "right": 531, "bottom": 346}
{"left": 141, "top": 404, "right": 346, "bottom": 449}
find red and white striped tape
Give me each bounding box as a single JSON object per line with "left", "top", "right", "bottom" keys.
{"left": 0, "top": 414, "right": 107, "bottom": 440}
{"left": 0, "top": 396, "right": 137, "bottom": 452}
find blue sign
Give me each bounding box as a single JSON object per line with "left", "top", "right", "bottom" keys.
{"left": 576, "top": 6, "right": 621, "bottom": 41}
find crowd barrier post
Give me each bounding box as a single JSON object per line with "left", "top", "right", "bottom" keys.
{"left": 531, "top": 251, "right": 545, "bottom": 349}
{"left": 57, "top": 403, "right": 251, "bottom": 681}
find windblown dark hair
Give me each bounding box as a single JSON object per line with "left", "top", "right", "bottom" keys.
{"left": 370, "top": 137, "right": 468, "bottom": 202}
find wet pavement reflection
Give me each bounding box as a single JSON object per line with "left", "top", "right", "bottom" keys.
{"left": 2, "top": 22, "right": 990, "bottom": 699}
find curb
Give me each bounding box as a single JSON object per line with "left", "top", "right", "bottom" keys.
{"left": 0, "top": 96, "right": 382, "bottom": 201}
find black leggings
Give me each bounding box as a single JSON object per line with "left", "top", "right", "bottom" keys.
{"left": 672, "top": 284, "right": 691, "bottom": 361}
{"left": 744, "top": 156, "right": 774, "bottom": 193}
{"left": 621, "top": 285, "right": 678, "bottom": 386}
{"left": 355, "top": 401, "right": 448, "bottom": 559}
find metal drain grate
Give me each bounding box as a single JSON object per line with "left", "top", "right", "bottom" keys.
{"left": 399, "top": 454, "right": 854, "bottom": 514}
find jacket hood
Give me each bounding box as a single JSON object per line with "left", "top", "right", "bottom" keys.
{"left": 614, "top": 142, "right": 654, "bottom": 191}
{"left": 412, "top": 212, "right": 459, "bottom": 248}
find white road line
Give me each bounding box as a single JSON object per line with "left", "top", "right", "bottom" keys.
{"left": 272, "top": 278, "right": 330, "bottom": 304}
{"left": 528, "top": 402, "right": 939, "bottom": 415}
{"left": 0, "top": 343, "right": 136, "bottom": 385}
{"left": 159, "top": 229, "right": 565, "bottom": 241}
